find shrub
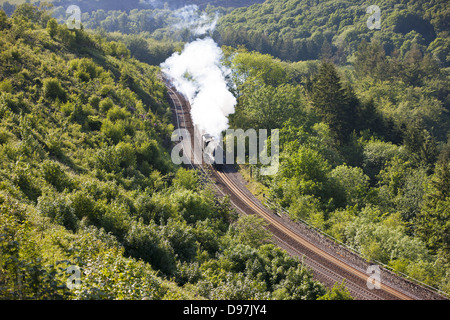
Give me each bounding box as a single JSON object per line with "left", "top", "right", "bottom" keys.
{"left": 136, "top": 139, "right": 160, "bottom": 165}
{"left": 70, "top": 190, "right": 97, "bottom": 222}
{"left": 171, "top": 190, "right": 212, "bottom": 224}
{"left": 43, "top": 78, "right": 67, "bottom": 102}
{"left": 0, "top": 79, "right": 13, "bottom": 93}
{"left": 104, "top": 41, "right": 130, "bottom": 59}
{"left": 106, "top": 106, "right": 130, "bottom": 122}
{"left": 235, "top": 215, "right": 271, "bottom": 248}
{"left": 98, "top": 201, "right": 132, "bottom": 241}
{"left": 12, "top": 163, "right": 41, "bottom": 202}
{"left": 41, "top": 160, "right": 72, "bottom": 192}
{"left": 69, "top": 58, "right": 104, "bottom": 82}
{"left": 1, "top": 93, "right": 29, "bottom": 114}
{"left": 0, "top": 9, "right": 9, "bottom": 30}
{"left": 173, "top": 168, "right": 199, "bottom": 191}
{"left": 1, "top": 197, "right": 72, "bottom": 299}
{"left": 99, "top": 97, "right": 114, "bottom": 113}
{"left": 329, "top": 165, "right": 370, "bottom": 207}
{"left": 37, "top": 192, "right": 79, "bottom": 231}
{"left": 101, "top": 119, "right": 126, "bottom": 144}
{"left": 124, "top": 220, "right": 176, "bottom": 275}
{"left": 94, "top": 145, "right": 120, "bottom": 173}
{"left": 0, "top": 128, "right": 13, "bottom": 145}
{"left": 60, "top": 101, "right": 74, "bottom": 116}
{"left": 134, "top": 192, "right": 177, "bottom": 225}
{"left": 161, "top": 218, "right": 198, "bottom": 262}
{"left": 88, "top": 95, "right": 101, "bottom": 109}
{"left": 116, "top": 142, "right": 136, "bottom": 170}
{"left": 99, "top": 85, "right": 115, "bottom": 98}
{"left": 58, "top": 25, "right": 76, "bottom": 47}
{"left": 46, "top": 18, "right": 58, "bottom": 38}
{"left": 68, "top": 104, "right": 89, "bottom": 124}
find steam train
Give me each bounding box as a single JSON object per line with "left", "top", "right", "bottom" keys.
{"left": 202, "top": 133, "right": 225, "bottom": 171}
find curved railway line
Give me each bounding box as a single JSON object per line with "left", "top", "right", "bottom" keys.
{"left": 164, "top": 80, "right": 447, "bottom": 301}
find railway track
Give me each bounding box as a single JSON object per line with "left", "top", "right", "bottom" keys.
{"left": 165, "top": 81, "right": 447, "bottom": 301}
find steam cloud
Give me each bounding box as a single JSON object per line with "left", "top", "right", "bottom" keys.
{"left": 172, "top": 5, "right": 219, "bottom": 36}
{"left": 161, "top": 10, "right": 236, "bottom": 139}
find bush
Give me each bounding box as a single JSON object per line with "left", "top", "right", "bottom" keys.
{"left": 104, "top": 41, "right": 130, "bottom": 59}
{"left": 329, "top": 165, "right": 370, "bottom": 207}
{"left": 70, "top": 190, "right": 97, "bottom": 222}
{"left": 161, "top": 218, "right": 198, "bottom": 262}
{"left": 0, "top": 79, "right": 13, "bottom": 93}
{"left": 94, "top": 145, "right": 120, "bottom": 173}
{"left": 37, "top": 192, "right": 79, "bottom": 231}
{"left": 171, "top": 190, "right": 212, "bottom": 224}
{"left": 57, "top": 25, "right": 76, "bottom": 47}
{"left": 106, "top": 105, "right": 130, "bottom": 122}
{"left": 362, "top": 140, "right": 406, "bottom": 181}
{"left": 134, "top": 192, "right": 177, "bottom": 225}
{"left": 1, "top": 93, "right": 29, "bottom": 114}
{"left": 99, "top": 97, "right": 114, "bottom": 113}
{"left": 0, "top": 9, "right": 9, "bottom": 30}
{"left": 12, "top": 163, "right": 42, "bottom": 202}
{"left": 88, "top": 95, "right": 101, "bottom": 109}
{"left": 0, "top": 128, "right": 13, "bottom": 145}
{"left": 69, "top": 58, "right": 104, "bottom": 82}
{"left": 41, "top": 160, "right": 72, "bottom": 192}
{"left": 116, "top": 142, "right": 136, "bottom": 170}
{"left": 235, "top": 215, "right": 271, "bottom": 248}
{"left": 101, "top": 119, "right": 126, "bottom": 144}
{"left": 43, "top": 78, "right": 67, "bottom": 102}
{"left": 1, "top": 197, "right": 71, "bottom": 299}
{"left": 124, "top": 220, "right": 176, "bottom": 275}
{"left": 173, "top": 168, "right": 199, "bottom": 191}
{"left": 60, "top": 101, "right": 74, "bottom": 116}
{"left": 68, "top": 104, "right": 89, "bottom": 124}
{"left": 46, "top": 18, "right": 58, "bottom": 38}
{"left": 136, "top": 139, "right": 160, "bottom": 167}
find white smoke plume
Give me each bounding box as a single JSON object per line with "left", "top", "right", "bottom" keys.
{"left": 161, "top": 38, "right": 236, "bottom": 139}
{"left": 172, "top": 5, "right": 219, "bottom": 36}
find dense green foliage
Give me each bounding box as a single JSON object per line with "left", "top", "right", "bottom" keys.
{"left": 224, "top": 16, "right": 449, "bottom": 293}
{"left": 217, "top": 0, "right": 449, "bottom": 66}
{"left": 0, "top": 4, "right": 339, "bottom": 300}
{"left": 1, "top": 0, "right": 449, "bottom": 300}
{"left": 0, "top": 0, "right": 263, "bottom": 13}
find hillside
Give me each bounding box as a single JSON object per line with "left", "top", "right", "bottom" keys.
{"left": 1, "top": 0, "right": 449, "bottom": 301}
{"left": 0, "top": 0, "right": 265, "bottom": 13}
{"left": 216, "top": 0, "right": 450, "bottom": 295}
{"left": 216, "top": 0, "right": 449, "bottom": 66}
{"left": 0, "top": 4, "right": 337, "bottom": 300}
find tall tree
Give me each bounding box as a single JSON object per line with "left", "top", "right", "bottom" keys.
{"left": 415, "top": 141, "right": 450, "bottom": 260}
{"left": 46, "top": 18, "right": 58, "bottom": 39}
{"left": 310, "top": 62, "right": 358, "bottom": 144}
{"left": 354, "top": 39, "right": 389, "bottom": 80}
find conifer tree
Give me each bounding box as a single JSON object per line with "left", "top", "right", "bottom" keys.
{"left": 415, "top": 142, "right": 450, "bottom": 260}
{"left": 310, "top": 62, "right": 358, "bottom": 144}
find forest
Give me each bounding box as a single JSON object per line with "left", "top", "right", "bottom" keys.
{"left": 0, "top": 0, "right": 449, "bottom": 299}
{"left": 217, "top": 0, "right": 449, "bottom": 65}
{"left": 0, "top": 3, "right": 349, "bottom": 300}
{"left": 220, "top": 0, "right": 450, "bottom": 294}
{"left": 0, "top": 0, "right": 263, "bottom": 14}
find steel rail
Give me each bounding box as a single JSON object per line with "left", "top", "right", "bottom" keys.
{"left": 215, "top": 168, "right": 414, "bottom": 300}
{"left": 164, "top": 80, "right": 433, "bottom": 301}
